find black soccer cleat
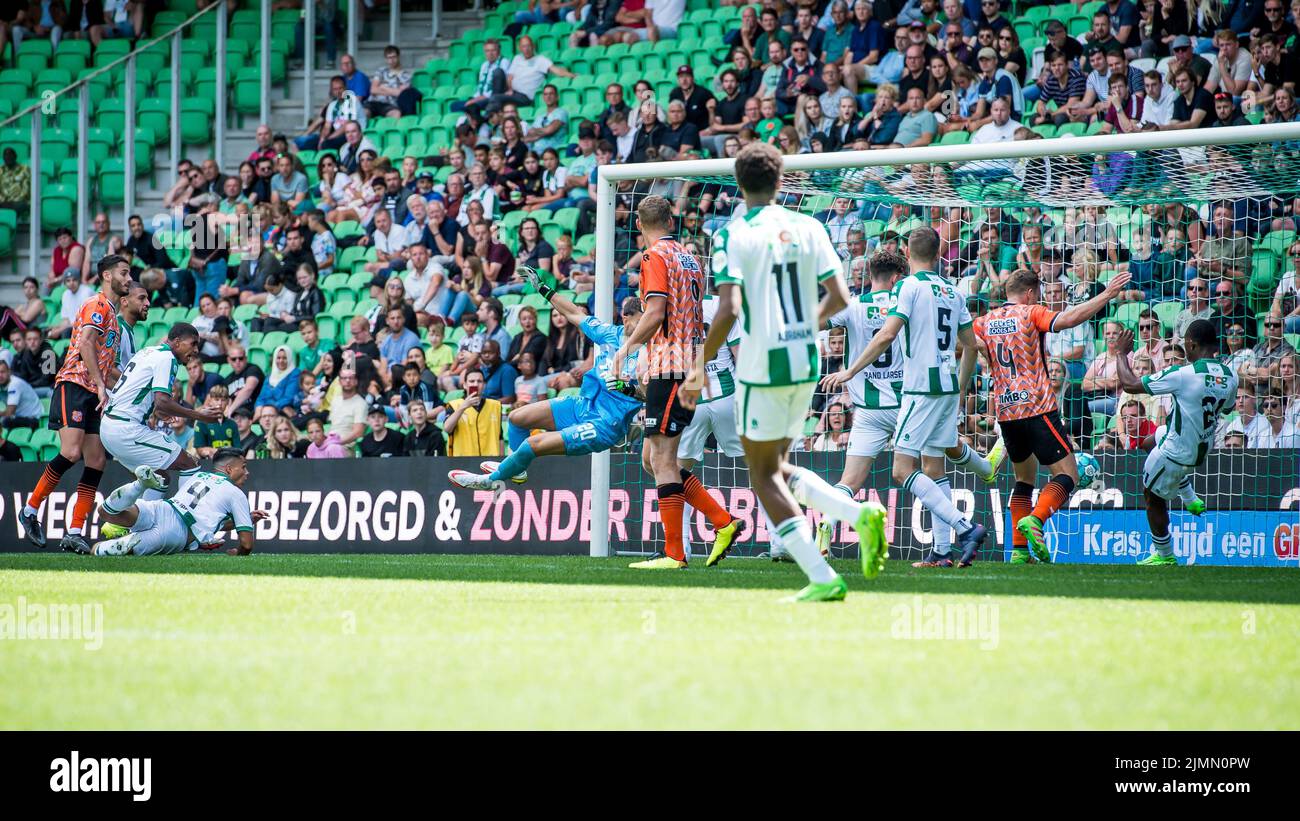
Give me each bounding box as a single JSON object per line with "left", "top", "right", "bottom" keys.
{"left": 957, "top": 523, "right": 987, "bottom": 568}
{"left": 20, "top": 509, "right": 46, "bottom": 548}
{"left": 911, "top": 549, "right": 954, "bottom": 568}
{"left": 59, "top": 533, "right": 91, "bottom": 555}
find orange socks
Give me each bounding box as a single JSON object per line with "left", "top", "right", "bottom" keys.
{"left": 1031, "top": 474, "right": 1075, "bottom": 524}
{"left": 1010, "top": 482, "right": 1034, "bottom": 547}
{"left": 680, "top": 470, "right": 731, "bottom": 530}
{"left": 658, "top": 483, "right": 686, "bottom": 562}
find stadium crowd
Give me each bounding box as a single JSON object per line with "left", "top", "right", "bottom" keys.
{"left": 3, "top": 0, "right": 1300, "bottom": 463}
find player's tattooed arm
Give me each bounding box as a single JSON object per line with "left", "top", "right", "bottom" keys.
{"left": 1113, "top": 328, "right": 1148, "bottom": 394}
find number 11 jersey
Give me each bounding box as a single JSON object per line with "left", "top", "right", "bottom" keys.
{"left": 712, "top": 204, "right": 842, "bottom": 387}
{"left": 888, "top": 271, "right": 972, "bottom": 396}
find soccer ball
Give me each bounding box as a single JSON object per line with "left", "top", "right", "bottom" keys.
{"left": 1076, "top": 452, "right": 1101, "bottom": 490}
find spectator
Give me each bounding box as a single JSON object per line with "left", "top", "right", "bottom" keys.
{"left": 441, "top": 370, "right": 503, "bottom": 456}
{"left": 521, "top": 84, "right": 570, "bottom": 155}
{"left": 1242, "top": 314, "right": 1297, "bottom": 383}
{"left": 402, "top": 399, "right": 446, "bottom": 456}
{"left": 1096, "top": 399, "right": 1156, "bottom": 451}
{"left": 295, "top": 75, "right": 365, "bottom": 151}
{"left": 1033, "top": 50, "right": 1087, "bottom": 127}
{"left": 339, "top": 53, "right": 370, "bottom": 102}
{"left": 1272, "top": 240, "right": 1300, "bottom": 333}
{"left": 80, "top": 212, "right": 122, "bottom": 282}
{"left": 45, "top": 227, "right": 85, "bottom": 294}
{"left": 48, "top": 269, "right": 91, "bottom": 339}
{"left": 0, "top": 147, "right": 30, "bottom": 210}
{"left": 14, "top": 326, "right": 55, "bottom": 396}
{"left": 513, "top": 351, "right": 550, "bottom": 406}
{"left": 891, "top": 86, "right": 938, "bottom": 147}
{"left": 1204, "top": 28, "right": 1252, "bottom": 95}
{"left": 10, "top": 276, "right": 42, "bottom": 333}
{"left": 1217, "top": 384, "right": 1271, "bottom": 445}
{"left": 193, "top": 386, "right": 240, "bottom": 458}
{"left": 247, "top": 125, "right": 276, "bottom": 164}
{"left": 812, "top": 402, "right": 852, "bottom": 451}
{"left": 571, "top": 0, "right": 624, "bottom": 47}
{"left": 1099, "top": 72, "right": 1146, "bottom": 134}
{"left": 858, "top": 84, "right": 903, "bottom": 146}
{"left": 458, "top": 39, "right": 510, "bottom": 114}
{"left": 255, "top": 345, "right": 303, "bottom": 416}
{"left": 378, "top": 307, "right": 422, "bottom": 384}
{"left": 305, "top": 417, "right": 350, "bottom": 458}
{"left": 1136, "top": 70, "right": 1178, "bottom": 129}
{"left": 366, "top": 45, "right": 420, "bottom": 118}
{"left": 1083, "top": 320, "right": 1127, "bottom": 415}
{"left": 359, "top": 406, "right": 405, "bottom": 457}
{"left": 478, "top": 339, "right": 518, "bottom": 405}
{"left": 1164, "top": 65, "right": 1214, "bottom": 129}
{"left": 844, "top": 0, "right": 888, "bottom": 92}
{"left": 0, "top": 359, "right": 42, "bottom": 430}
{"left": 250, "top": 272, "right": 299, "bottom": 334}
{"left": 477, "top": 298, "right": 512, "bottom": 354}
{"left": 1212, "top": 280, "right": 1256, "bottom": 352}
{"left": 183, "top": 353, "right": 222, "bottom": 409}
{"left": 222, "top": 343, "right": 266, "bottom": 417}
{"left": 327, "top": 367, "right": 368, "bottom": 449}
{"left": 1256, "top": 393, "right": 1300, "bottom": 446}
{"left": 1042, "top": 280, "right": 1093, "bottom": 380}
{"left": 271, "top": 154, "right": 312, "bottom": 213}
{"left": 337, "top": 121, "right": 379, "bottom": 176}
{"left": 468, "top": 35, "right": 575, "bottom": 119}
{"left": 290, "top": 264, "right": 326, "bottom": 326}
{"left": 1175, "top": 277, "right": 1214, "bottom": 337}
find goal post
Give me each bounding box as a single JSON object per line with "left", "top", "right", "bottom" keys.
{"left": 590, "top": 122, "right": 1300, "bottom": 562}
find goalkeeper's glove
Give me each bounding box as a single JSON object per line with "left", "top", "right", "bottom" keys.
{"left": 521, "top": 265, "right": 555, "bottom": 300}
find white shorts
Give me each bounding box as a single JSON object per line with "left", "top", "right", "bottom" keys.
{"left": 736, "top": 382, "right": 816, "bottom": 443}
{"left": 847, "top": 406, "right": 898, "bottom": 458}
{"left": 1142, "top": 445, "right": 1193, "bottom": 502}
{"left": 678, "top": 393, "right": 743, "bottom": 461}
{"left": 100, "top": 416, "right": 183, "bottom": 472}
{"left": 126, "top": 500, "right": 193, "bottom": 556}
{"left": 893, "top": 393, "right": 959, "bottom": 457}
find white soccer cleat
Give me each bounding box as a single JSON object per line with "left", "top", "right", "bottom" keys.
{"left": 449, "top": 470, "right": 505, "bottom": 497}
{"left": 480, "top": 460, "right": 527, "bottom": 484}
{"left": 134, "top": 465, "right": 167, "bottom": 491}
{"left": 93, "top": 533, "right": 140, "bottom": 556}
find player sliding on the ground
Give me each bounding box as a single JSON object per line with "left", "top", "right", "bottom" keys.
{"left": 843, "top": 227, "right": 987, "bottom": 568}
{"left": 448, "top": 278, "right": 648, "bottom": 494}
{"left": 816, "top": 248, "right": 992, "bottom": 561}
{"left": 973, "top": 268, "right": 1133, "bottom": 563}
{"left": 1114, "top": 321, "right": 1235, "bottom": 567}
{"left": 91, "top": 448, "right": 267, "bottom": 557}
{"left": 610, "top": 195, "right": 740, "bottom": 570}
{"left": 682, "top": 142, "right": 887, "bottom": 602}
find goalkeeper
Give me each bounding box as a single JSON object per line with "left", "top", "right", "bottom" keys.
{"left": 449, "top": 267, "right": 645, "bottom": 494}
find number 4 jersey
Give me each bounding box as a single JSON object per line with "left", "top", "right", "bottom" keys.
{"left": 168, "top": 471, "right": 255, "bottom": 547}
{"left": 712, "top": 205, "right": 842, "bottom": 386}
{"left": 889, "top": 271, "right": 971, "bottom": 396}
{"left": 1143, "top": 359, "right": 1238, "bottom": 467}
{"left": 829, "top": 290, "right": 903, "bottom": 409}
{"left": 972, "top": 302, "right": 1060, "bottom": 421}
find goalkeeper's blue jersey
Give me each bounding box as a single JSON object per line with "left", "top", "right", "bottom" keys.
{"left": 579, "top": 317, "right": 641, "bottom": 424}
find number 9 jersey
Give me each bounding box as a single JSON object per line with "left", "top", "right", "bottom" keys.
{"left": 712, "top": 205, "right": 842, "bottom": 387}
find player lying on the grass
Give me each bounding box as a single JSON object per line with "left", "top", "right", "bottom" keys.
{"left": 446, "top": 276, "right": 657, "bottom": 506}
{"left": 973, "top": 268, "right": 1133, "bottom": 564}
{"left": 841, "top": 227, "right": 987, "bottom": 568}
{"left": 683, "top": 142, "right": 887, "bottom": 602}
{"left": 1115, "top": 321, "right": 1235, "bottom": 567}
{"left": 90, "top": 449, "right": 267, "bottom": 557}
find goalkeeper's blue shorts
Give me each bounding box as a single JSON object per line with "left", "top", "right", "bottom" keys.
{"left": 551, "top": 395, "right": 632, "bottom": 457}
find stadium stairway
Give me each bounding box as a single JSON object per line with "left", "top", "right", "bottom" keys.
{"left": 0, "top": 8, "right": 480, "bottom": 306}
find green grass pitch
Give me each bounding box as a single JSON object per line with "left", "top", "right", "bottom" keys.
{"left": 1, "top": 553, "right": 1297, "bottom": 730}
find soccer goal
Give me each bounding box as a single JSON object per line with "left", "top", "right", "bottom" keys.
{"left": 590, "top": 122, "right": 1300, "bottom": 565}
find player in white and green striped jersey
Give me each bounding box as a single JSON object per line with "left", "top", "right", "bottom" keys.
{"left": 847, "top": 227, "right": 990, "bottom": 568}
{"left": 681, "top": 142, "right": 887, "bottom": 602}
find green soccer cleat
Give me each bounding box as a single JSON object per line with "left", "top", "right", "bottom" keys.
{"left": 1137, "top": 551, "right": 1178, "bottom": 566}
{"left": 815, "top": 520, "right": 833, "bottom": 557}
{"left": 854, "top": 501, "right": 888, "bottom": 580}
{"left": 629, "top": 556, "right": 688, "bottom": 570}
{"left": 983, "top": 437, "right": 1005, "bottom": 484}
{"left": 1017, "top": 515, "right": 1050, "bottom": 563}
{"left": 1009, "top": 548, "right": 1033, "bottom": 564}
{"left": 1186, "top": 498, "right": 1206, "bottom": 516}
{"left": 705, "top": 519, "right": 741, "bottom": 567}
{"left": 780, "top": 574, "right": 848, "bottom": 603}
{"left": 99, "top": 523, "right": 129, "bottom": 541}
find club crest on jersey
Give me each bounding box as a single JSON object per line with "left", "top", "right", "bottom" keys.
{"left": 90, "top": 312, "right": 104, "bottom": 325}
{"left": 986, "top": 318, "right": 1018, "bottom": 336}
{"left": 72, "top": 410, "right": 83, "bottom": 422}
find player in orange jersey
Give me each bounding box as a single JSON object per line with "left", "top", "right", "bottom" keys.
{"left": 20, "top": 255, "right": 133, "bottom": 554}
{"left": 611, "top": 195, "right": 739, "bottom": 570}
{"left": 973, "top": 268, "right": 1130, "bottom": 564}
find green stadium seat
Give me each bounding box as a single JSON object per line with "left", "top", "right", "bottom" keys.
{"left": 15, "top": 39, "right": 52, "bottom": 73}
{"left": 180, "top": 98, "right": 215, "bottom": 145}
{"left": 97, "top": 157, "right": 127, "bottom": 206}
{"left": 137, "top": 97, "right": 171, "bottom": 140}
{"left": 0, "top": 68, "right": 32, "bottom": 101}
{"left": 40, "top": 182, "right": 75, "bottom": 232}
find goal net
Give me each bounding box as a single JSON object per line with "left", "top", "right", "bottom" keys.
{"left": 591, "top": 123, "right": 1300, "bottom": 566}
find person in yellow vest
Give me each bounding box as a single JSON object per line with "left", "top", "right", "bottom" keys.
{"left": 441, "top": 370, "right": 503, "bottom": 457}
